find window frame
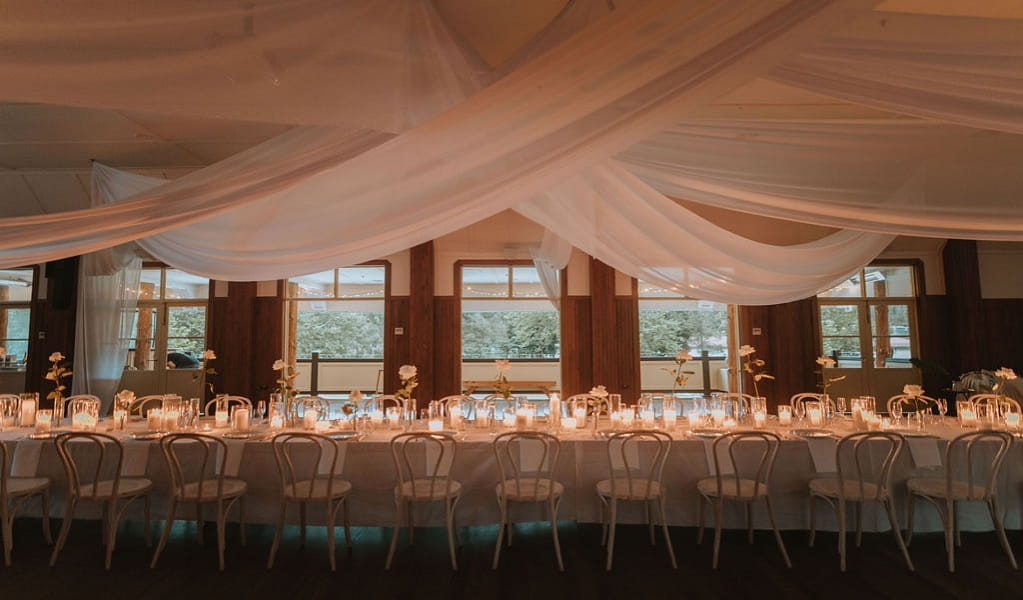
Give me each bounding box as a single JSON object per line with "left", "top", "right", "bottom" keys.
{"left": 128, "top": 264, "right": 211, "bottom": 372}
{"left": 0, "top": 266, "right": 36, "bottom": 368}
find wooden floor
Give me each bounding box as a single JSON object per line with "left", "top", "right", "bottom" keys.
{"left": 1, "top": 517, "right": 1020, "bottom": 599}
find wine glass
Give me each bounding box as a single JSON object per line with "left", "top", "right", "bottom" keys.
{"left": 256, "top": 400, "right": 267, "bottom": 424}
{"left": 891, "top": 401, "right": 903, "bottom": 425}
{"left": 792, "top": 400, "right": 806, "bottom": 423}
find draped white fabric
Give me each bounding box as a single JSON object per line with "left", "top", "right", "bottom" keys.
{"left": 618, "top": 119, "right": 1023, "bottom": 239}
{"left": 530, "top": 230, "right": 574, "bottom": 310}
{"left": 70, "top": 177, "right": 143, "bottom": 412}
{"left": 0, "top": 0, "right": 488, "bottom": 132}
{"left": 515, "top": 162, "right": 894, "bottom": 305}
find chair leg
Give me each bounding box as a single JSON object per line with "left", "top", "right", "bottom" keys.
{"left": 884, "top": 498, "right": 914, "bottom": 572}
{"left": 445, "top": 497, "right": 458, "bottom": 571}
{"left": 384, "top": 498, "right": 402, "bottom": 570}
{"left": 712, "top": 498, "right": 723, "bottom": 569}
{"left": 905, "top": 493, "right": 916, "bottom": 546}
{"left": 599, "top": 497, "right": 608, "bottom": 546}
{"left": 216, "top": 501, "right": 226, "bottom": 572}
{"left": 657, "top": 497, "right": 677, "bottom": 570}
{"left": 342, "top": 498, "right": 352, "bottom": 551}
{"left": 104, "top": 500, "right": 118, "bottom": 570}
{"left": 196, "top": 504, "right": 204, "bottom": 545}
{"left": 808, "top": 495, "right": 817, "bottom": 548}
{"left": 696, "top": 495, "right": 705, "bottom": 545}
{"left": 2, "top": 511, "right": 12, "bottom": 567}
{"left": 41, "top": 489, "right": 53, "bottom": 545}
{"left": 267, "top": 499, "right": 286, "bottom": 569}
{"left": 326, "top": 499, "right": 336, "bottom": 572}
{"left": 988, "top": 497, "right": 1017, "bottom": 570}
{"left": 143, "top": 493, "right": 152, "bottom": 548}
{"left": 945, "top": 499, "right": 956, "bottom": 573}
{"left": 855, "top": 502, "right": 863, "bottom": 548}
{"left": 605, "top": 498, "right": 618, "bottom": 571}
{"left": 50, "top": 498, "right": 76, "bottom": 567}
{"left": 238, "top": 496, "right": 246, "bottom": 547}
{"left": 407, "top": 501, "right": 415, "bottom": 546}
{"left": 764, "top": 496, "right": 791, "bottom": 568}
{"left": 299, "top": 502, "right": 306, "bottom": 548}
{"left": 953, "top": 500, "right": 961, "bottom": 548}
{"left": 550, "top": 496, "right": 565, "bottom": 572}
{"left": 151, "top": 498, "right": 176, "bottom": 568}
{"left": 492, "top": 496, "right": 507, "bottom": 570}
{"left": 838, "top": 500, "right": 847, "bottom": 572}
{"left": 645, "top": 501, "right": 655, "bottom": 546}
{"left": 746, "top": 502, "right": 754, "bottom": 545}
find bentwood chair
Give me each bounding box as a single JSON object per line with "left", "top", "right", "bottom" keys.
{"left": 57, "top": 394, "right": 102, "bottom": 424}
{"left": 290, "top": 395, "right": 332, "bottom": 421}
{"left": 715, "top": 393, "right": 756, "bottom": 419}
{"left": 386, "top": 432, "right": 461, "bottom": 570}
{"left": 808, "top": 432, "right": 913, "bottom": 572}
{"left": 1, "top": 440, "right": 52, "bottom": 566}
{"left": 268, "top": 433, "right": 353, "bottom": 571}
{"left": 438, "top": 395, "right": 474, "bottom": 420}
{"left": 789, "top": 393, "right": 822, "bottom": 417}
{"left": 202, "top": 395, "right": 252, "bottom": 417}
{"left": 597, "top": 430, "right": 676, "bottom": 571}
{"left": 128, "top": 395, "right": 165, "bottom": 416}
{"left": 968, "top": 394, "right": 1022, "bottom": 420}
{"left": 492, "top": 431, "right": 564, "bottom": 571}
{"left": 151, "top": 434, "right": 247, "bottom": 571}
{"left": 886, "top": 394, "right": 939, "bottom": 417}
{"left": 697, "top": 431, "right": 790, "bottom": 569}
{"left": 906, "top": 430, "right": 1017, "bottom": 572}
{"left": 50, "top": 433, "right": 153, "bottom": 570}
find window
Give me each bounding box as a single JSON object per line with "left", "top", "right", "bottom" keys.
{"left": 286, "top": 266, "right": 386, "bottom": 361}
{"left": 126, "top": 267, "right": 210, "bottom": 371}
{"left": 460, "top": 263, "right": 559, "bottom": 360}
{"left": 0, "top": 268, "right": 33, "bottom": 366}
{"left": 818, "top": 265, "right": 917, "bottom": 369}
{"left": 637, "top": 280, "right": 733, "bottom": 393}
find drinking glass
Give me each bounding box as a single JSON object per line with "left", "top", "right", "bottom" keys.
{"left": 256, "top": 400, "right": 267, "bottom": 424}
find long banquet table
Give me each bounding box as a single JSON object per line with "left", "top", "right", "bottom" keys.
{"left": 3, "top": 418, "right": 1023, "bottom": 535}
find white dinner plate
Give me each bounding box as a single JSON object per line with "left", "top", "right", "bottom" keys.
{"left": 791, "top": 428, "right": 834, "bottom": 439}
{"left": 689, "top": 429, "right": 725, "bottom": 439}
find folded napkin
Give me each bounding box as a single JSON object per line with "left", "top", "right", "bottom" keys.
{"left": 10, "top": 440, "right": 43, "bottom": 477}
{"left": 906, "top": 437, "right": 943, "bottom": 469}
{"left": 806, "top": 438, "right": 838, "bottom": 473}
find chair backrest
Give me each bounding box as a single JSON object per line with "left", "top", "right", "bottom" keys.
{"left": 129, "top": 395, "right": 166, "bottom": 416}
{"left": 271, "top": 432, "right": 345, "bottom": 501}
{"left": 944, "top": 430, "right": 1013, "bottom": 501}
{"left": 389, "top": 432, "right": 458, "bottom": 501}
{"left": 290, "top": 395, "right": 331, "bottom": 420}
{"left": 605, "top": 430, "right": 672, "bottom": 501}
{"left": 715, "top": 393, "right": 754, "bottom": 416}
{"left": 159, "top": 433, "right": 231, "bottom": 500}
{"left": 968, "top": 394, "right": 1021, "bottom": 419}
{"left": 789, "top": 393, "right": 822, "bottom": 414}
{"left": 492, "top": 431, "right": 561, "bottom": 502}
{"left": 53, "top": 432, "right": 127, "bottom": 501}
{"left": 886, "top": 394, "right": 939, "bottom": 415}
{"left": 0, "top": 440, "right": 9, "bottom": 499}
{"left": 567, "top": 394, "right": 606, "bottom": 417}
{"left": 369, "top": 394, "right": 405, "bottom": 416}
{"left": 438, "top": 395, "right": 474, "bottom": 419}
{"left": 834, "top": 432, "right": 904, "bottom": 502}
{"left": 202, "top": 395, "right": 251, "bottom": 416}
{"left": 710, "top": 431, "right": 781, "bottom": 497}
{"left": 59, "top": 394, "right": 101, "bottom": 418}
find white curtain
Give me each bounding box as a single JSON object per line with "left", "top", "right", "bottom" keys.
{"left": 71, "top": 176, "right": 143, "bottom": 413}
{"left": 0, "top": 0, "right": 488, "bottom": 132}
{"left": 515, "top": 162, "right": 894, "bottom": 305}
{"left": 530, "top": 230, "right": 574, "bottom": 310}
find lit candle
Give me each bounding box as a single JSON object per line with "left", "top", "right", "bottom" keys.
{"left": 147, "top": 408, "right": 163, "bottom": 431}
{"left": 562, "top": 417, "right": 577, "bottom": 430}
{"left": 215, "top": 410, "right": 230, "bottom": 429}
{"left": 35, "top": 409, "right": 52, "bottom": 433}
{"left": 233, "top": 408, "right": 251, "bottom": 432}
{"left": 370, "top": 409, "right": 385, "bottom": 425}
{"left": 503, "top": 412, "right": 516, "bottom": 428}
{"left": 270, "top": 414, "right": 284, "bottom": 430}
{"left": 164, "top": 410, "right": 180, "bottom": 432}
{"left": 112, "top": 408, "right": 127, "bottom": 431}
{"left": 449, "top": 405, "right": 463, "bottom": 429}
{"left": 723, "top": 417, "right": 737, "bottom": 428}
{"left": 573, "top": 406, "right": 587, "bottom": 428}
{"left": 303, "top": 407, "right": 318, "bottom": 431}
{"left": 777, "top": 405, "right": 792, "bottom": 426}
{"left": 960, "top": 408, "right": 977, "bottom": 427}
{"left": 20, "top": 399, "right": 36, "bottom": 427}
{"left": 754, "top": 411, "right": 767, "bottom": 428}
{"left": 1007, "top": 412, "right": 1020, "bottom": 429}
{"left": 548, "top": 393, "right": 561, "bottom": 429}
{"left": 315, "top": 420, "right": 331, "bottom": 433}
{"left": 515, "top": 408, "right": 531, "bottom": 429}
{"left": 621, "top": 410, "right": 635, "bottom": 428}
{"left": 428, "top": 418, "right": 444, "bottom": 432}
{"left": 385, "top": 407, "right": 400, "bottom": 429}
{"left": 662, "top": 408, "right": 677, "bottom": 430}
{"left": 72, "top": 412, "right": 97, "bottom": 432}
{"left": 711, "top": 408, "right": 726, "bottom": 427}
{"left": 641, "top": 409, "right": 655, "bottom": 428}
{"left": 807, "top": 407, "right": 823, "bottom": 426}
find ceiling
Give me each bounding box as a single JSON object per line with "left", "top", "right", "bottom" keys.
{"left": 0, "top": 0, "right": 1016, "bottom": 218}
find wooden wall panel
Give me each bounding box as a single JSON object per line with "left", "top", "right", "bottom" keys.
{"left": 207, "top": 282, "right": 256, "bottom": 401}
{"left": 589, "top": 259, "right": 616, "bottom": 388}
{"left": 27, "top": 259, "right": 79, "bottom": 405}
{"left": 613, "top": 296, "right": 641, "bottom": 402}
{"left": 408, "top": 242, "right": 435, "bottom": 404}
{"left": 433, "top": 296, "right": 459, "bottom": 397}
{"left": 384, "top": 296, "right": 410, "bottom": 395}
{"left": 251, "top": 294, "right": 284, "bottom": 400}
{"left": 943, "top": 240, "right": 984, "bottom": 373}
{"left": 739, "top": 299, "right": 817, "bottom": 410}
{"left": 560, "top": 296, "right": 592, "bottom": 399}
{"left": 916, "top": 294, "right": 954, "bottom": 394}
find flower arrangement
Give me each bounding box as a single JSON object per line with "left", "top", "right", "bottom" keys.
{"left": 396, "top": 364, "right": 418, "bottom": 401}
{"left": 994, "top": 367, "right": 1017, "bottom": 412}
{"left": 273, "top": 359, "right": 299, "bottom": 401}
{"left": 902, "top": 383, "right": 930, "bottom": 415}
{"left": 494, "top": 359, "right": 513, "bottom": 400}
{"left": 45, "top": 351, "right": 72, "bottom": 406}
{"left": 662, "top": 349, "right": 694, "bottom": 395}
{"left": 587, "top": 384, "right": 610, "bottom": 415}
{"left": 193, "top": 349, "right": 217, "bottom": 395}
{"left": 815, "top": 356, "right": 846, "bottom": 398}
{"left": 739, "top": 345, "right": 773, "bottom": 397}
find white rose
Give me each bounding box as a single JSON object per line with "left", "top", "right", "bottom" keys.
{"left": 903, "top": 384, "right": 924, "bottom": 397}
{"left": 816, "top": 356, "right": 835, "bottom": 367}
{"left": 351, "top": 390, "right": 363, "bottom": 402}
{"left": 738, "top": 345, "right": 755, "bottom": 357}
{"left": 675, "top": 350, "right": 692, "bottom": 362}
{"left": 398, "top": 364, "right": 418, "bottom": 380}
{"left": 995, "top": 367, "right": 1018, "bottom": 381}
{"left": 494, "top": 359, "right": 511, "bottom": 373}
{"left": 49, "top": 352, "right": 65, "bottom": 362}
{"left": 272, "top": 359, "right": 286, "bottom": 371}
{"left": 589, "top": 385, "right": 608, "bottom": 398}
{"left": 202, "top": 349, "right": 217, "bottom": 360}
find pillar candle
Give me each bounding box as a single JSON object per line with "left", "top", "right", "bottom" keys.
{"left": 778, "top": 406, "right": 792, "bottom": 426}
{"left": 562, "top": 417, "right": 577, "bottom": 430}
{"left": 662, "top": 408, "right": 677, "bottom": 430}
{"left": 215, "top": 410, "right": 230, "bottom": 429}
{"left": 20, "top": 399, "right": 36, "bottom": 427}
{"left": 428, "top": 418, "right": 444, "bottom": 432}
{"left": 754, "top": 411, "right": 767, "bottom": 428}
{"left": 233, "top": 408, "right": 251, "bottom": 432}
{"left": 113, "top": 409, "right": 127, "bottom": 431}
{"left": 147, "top": 408, "right": 163, "bottom": 431}
{"left": 35, "top": 410, "right": 52, "bottom": 433}
{"left": 573, "top": 407, "right": 587, "bottom": 428}
{"left": 270, "top": 414, "right": 284, "bottom": 430}
{"left": 641, "top": 409, "right": 655, "bottom": 428}
{"left": 303, "top": 407, "right": 318, "bottom": 431}
{"left": 164, "top": 410, "right": 180, "bottom": 432}
{"left": 807, "top": 407, "right": 823, "bottom": 426}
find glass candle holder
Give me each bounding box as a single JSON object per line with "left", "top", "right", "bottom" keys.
{"left": 805, "top": 401, "right": 823, "bottom": 426}
{"left": 35, "top": 409, "right": 53, "bottom": 433}
{"left": 70, "top": 396, "right": 100, "bottom": 432}
{"left": 19, "top": 392, "right": 38, "bottom": 427}
{"left": 232, "top": 405, "right": 251, "bottom": 432}
{"left": 777, "top": 405, "right": 792, "bottom": 426}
